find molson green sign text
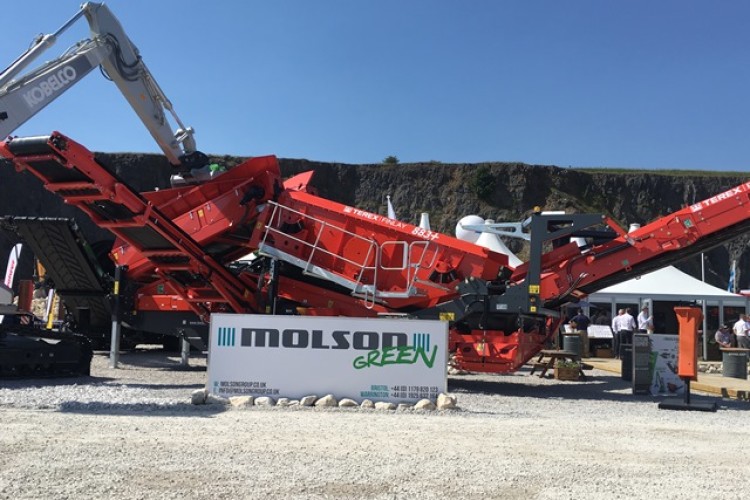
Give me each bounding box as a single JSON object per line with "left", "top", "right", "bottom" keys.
{"left": 208, "top": 314, "right": 447, "bottom": 403}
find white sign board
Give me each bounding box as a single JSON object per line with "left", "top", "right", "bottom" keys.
{"left": 587, "top": 325, "right": 613, "bottom": 339}
{"left": 207, "top": 314, "right": 448, "bottom": 403}
{"left": 649, "top": 334, "right": 685, "bottom": 397}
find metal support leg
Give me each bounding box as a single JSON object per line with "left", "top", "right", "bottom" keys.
{"left": 109, "top": 265, "right": 126, "bottom": 369}
{"left": 268, "top": 258, "right": 279, "bottom": 315}
{"left": 180, "top": 336, "right": 190, "bottom": 367}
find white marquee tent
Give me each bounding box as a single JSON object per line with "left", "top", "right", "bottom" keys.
{"left": 589, "top": 265, "right": 748, "bottom": 307}
{"left": 587, "top": 266, "right": 748, "bottom": 357}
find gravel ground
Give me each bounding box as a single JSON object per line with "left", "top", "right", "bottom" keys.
{"left": 1, "top": 348, "right": 749, "bottom": 500}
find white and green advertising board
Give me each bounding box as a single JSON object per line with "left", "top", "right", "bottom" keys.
{"left": 648, "top": 334, "right": 685, "bottom": 396}
{"left": 207, "top": 314, "right": 447, "bottom": 403}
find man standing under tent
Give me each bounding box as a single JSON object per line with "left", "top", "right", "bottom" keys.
{"left": 612, "top": 309, "right": 624, "bottom": 359}
{"left": 570, "top": 308, "right": 591, "bottom": 357}
{"left": 734, "top": 314, "right": 750, "bottom": 349}
{"left": 612, "top": 308, "right": 636, "bottom": 359}
{"left": 715, "top": 324, "right": 734, "bottom": 349}
{"left": 622, "top": 307, "right": 637, "bottom": 352}
{"left": 637, "top": 306, "right": 654, "bottom": 334}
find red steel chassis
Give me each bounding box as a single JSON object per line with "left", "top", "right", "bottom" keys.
{"left": 3, "top": 131, "right": 750, "bottom": 373}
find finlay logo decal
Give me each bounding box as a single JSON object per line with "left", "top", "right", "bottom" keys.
{"left": 217, "top": 327, "right": 236, "bottom": 347}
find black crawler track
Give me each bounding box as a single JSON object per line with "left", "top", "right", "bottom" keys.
{"left": 0, "top": 324, "right": 92, "bottom": 378}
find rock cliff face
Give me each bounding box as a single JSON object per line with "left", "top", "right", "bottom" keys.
{"left": 1, "top": 153, "right": 748, "bottom": 291}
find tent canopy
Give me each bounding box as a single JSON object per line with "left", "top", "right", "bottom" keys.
{"left": 589, "top": 266, "right": 747, "bottom": 305}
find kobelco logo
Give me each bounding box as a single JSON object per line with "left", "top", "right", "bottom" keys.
{"left": 22, "top": 66, "right": 77, "bottom": 108}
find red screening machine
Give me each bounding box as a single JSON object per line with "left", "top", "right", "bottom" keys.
{"left": 3, "top": 131, "right": 750, "bottom": 375}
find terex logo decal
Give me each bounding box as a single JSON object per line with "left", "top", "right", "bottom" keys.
{"left": 689, "top": 183, "right": 750, "bottom": 212}
{"left": 216, "top": 327, "right": 236, "bottom": 347}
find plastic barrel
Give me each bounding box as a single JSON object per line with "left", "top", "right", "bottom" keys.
{"left": 620, "top": 344, "right": 633, "bottom": 381}
{"left": 563, "top": 334, "right": 582, "bottom": 358}
{"left": 722, "top": 351, "right": 748, "bottom": 380}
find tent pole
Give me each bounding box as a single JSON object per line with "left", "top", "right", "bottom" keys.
{"left": 701, "top": 300, "right": 707, "bottom": 361}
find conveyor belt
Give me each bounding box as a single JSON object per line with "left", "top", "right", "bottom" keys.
{"left": 0, "top": 216, "right": 111, "bottom": 329}
{"left": 0, "top": 132, "right": 263, "bottom": 321}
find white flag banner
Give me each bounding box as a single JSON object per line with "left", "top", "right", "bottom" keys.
{"left": 3, "top": 243, "right": 22, "bottom": 288}
{"left": 386, "top": 195, "right": 397, "bottom": 220}
{"left": 728, "top": 259, "right": 736, "bottom": 292}
{"left": 1, "top": 243, "right": 22, "bottom": 323}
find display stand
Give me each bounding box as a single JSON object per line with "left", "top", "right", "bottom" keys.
{"left": 658, "top": 307, "right": 717, "bottom": 412}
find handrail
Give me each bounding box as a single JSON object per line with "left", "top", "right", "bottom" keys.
{"left": 260, "top": 201, "right": 378, "bottom": 292}
{"left": 258, "top": 201, "right": 429, "bottom": 302}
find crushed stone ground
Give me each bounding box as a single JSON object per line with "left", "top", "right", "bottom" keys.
{"left": 1, "top": 348, "right": 749, "bottom": 499}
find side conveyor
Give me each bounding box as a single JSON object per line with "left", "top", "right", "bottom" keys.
{"left": 0, "top": 133, "right": 259, "bottom": 321}
{"left": 0, "top": 216, "right": 111, "bottom": 331}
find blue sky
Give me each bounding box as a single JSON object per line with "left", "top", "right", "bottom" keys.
{"left": 3, "top": 1, "right": 750, "bottom": 170}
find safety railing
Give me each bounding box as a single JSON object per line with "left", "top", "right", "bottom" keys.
{"left": 258, "top": 201, "right": 435, "bottom": 305}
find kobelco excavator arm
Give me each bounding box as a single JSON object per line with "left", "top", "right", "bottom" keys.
{"left": 0, "top": 2, "right": 206, "bottom": 174}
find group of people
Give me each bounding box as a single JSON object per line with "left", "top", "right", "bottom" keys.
{"left": 715, "top": 314, "right": 750, "bottom": 349}
{"left": 610, "top": 306, "right": 654, "bottom": 358}
{"left": 567, "top": 305, "right": 655, "bottom": 358}
{"left": 570, "top": 304, "right": 750, "bottom": 355}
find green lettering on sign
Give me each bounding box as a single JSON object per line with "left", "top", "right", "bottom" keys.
{"left": 352, "top": 345, "right": 438, "bottom": 370}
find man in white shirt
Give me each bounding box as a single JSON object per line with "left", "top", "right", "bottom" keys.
{"left": 622, "top": 307, "right": 637, "bottom": 350}
{"left": 734, "top": 314, "right": 750, "bottom": 349}
{"left": 612, "top": 309, "right": 624, "bottom": 359}
{"left": 612, "top": 308, "right": 636, "bottom": 358}
{"left": 637, "top": 306, "right": 654, "bottom": 333}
